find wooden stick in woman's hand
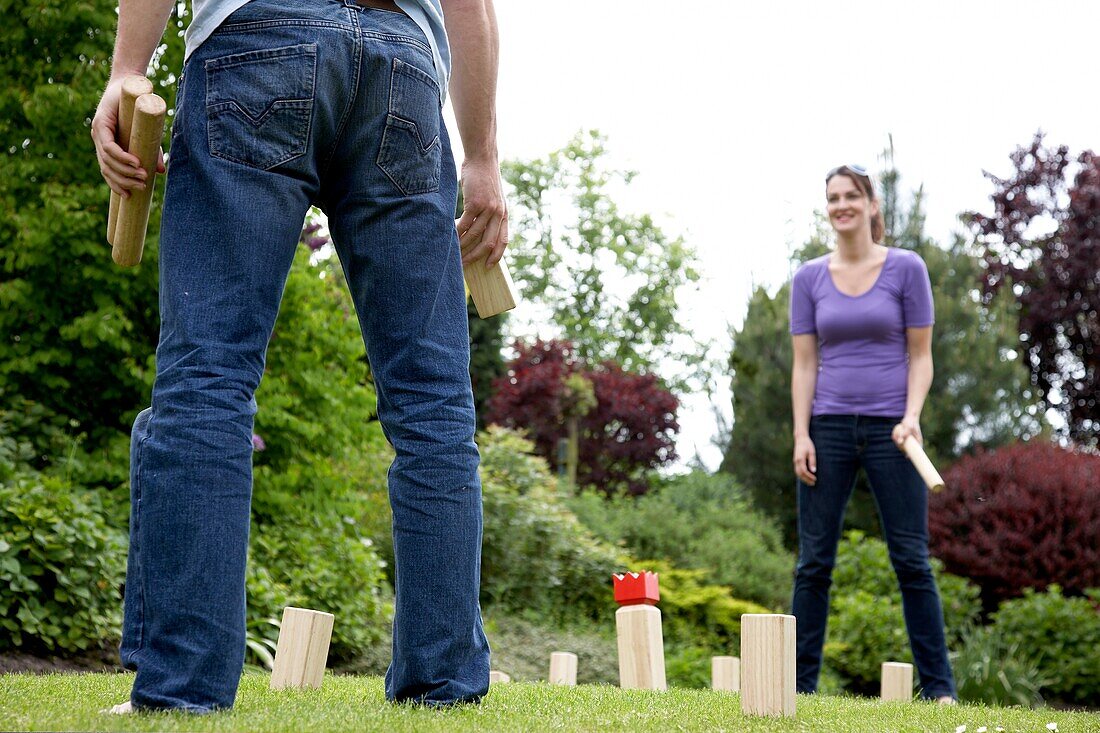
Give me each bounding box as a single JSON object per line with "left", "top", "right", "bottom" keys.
{"left": 901, "top": 435, "right": 945, "bottom": 492}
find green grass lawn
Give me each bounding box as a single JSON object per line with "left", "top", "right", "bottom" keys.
{"left": 2, "top": 671, "right": 1097, "bottom": 732}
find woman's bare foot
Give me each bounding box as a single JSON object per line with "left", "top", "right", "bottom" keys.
{"left": 101, "top": 701, "right": 133, "bottom": 714}
{"left": 936, "top": 695, "right": 957, "bottom": 705}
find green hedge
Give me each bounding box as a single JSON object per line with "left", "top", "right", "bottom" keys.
{"left": 478, "top": 427, "right": 625, "bottom": 622}
{"left": 248, "top": 509, "right": 391, "bottom": 664}
{"left": 567, "top": 471, "right": 793, "bottom": 609}
{"left": 0, "top": 473, "right": 125, "bottom": 653}
{"left": 990, "top": 586, "right": 1100, "bottom": 706}
{"left": 824, "top": 531, "right": 981, "bottom": 692}
{"left": 952, "top": 623, "right": 1049, "bottom": 707}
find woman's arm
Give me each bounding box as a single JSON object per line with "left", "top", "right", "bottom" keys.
{"left": 893, "top": 325, "right": 933, "bottom": 447}
{"left": 791, "top": 333, "right": 819, "bottom": 485}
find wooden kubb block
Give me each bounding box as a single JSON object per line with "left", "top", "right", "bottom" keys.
{"left": 270, "top": 607, "right": 334, "bottom": 690}
{"left": 613, "top": 571, "right": 666, "bottom": 691}
{"left": 740, "top": 613, "right": 796, "bottom": 717}
{"left": 712, "top": 655, "right": 740, "bottom": 692}
{"left": 463, "top": 254, "right": 517, "bottom": 319}
{"left": 881, "top": 662, "right": 914, "bottom": 701}
{"left": 549, "top": 651, "right": 578, "bottom": 686}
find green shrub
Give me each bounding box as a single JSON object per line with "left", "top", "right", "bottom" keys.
{"left": 251, "top": 244, "right": 388, "bottom": 524}
{"left": 249, "top": 507, "right": 392, "bottom": 663}
{"left": 953, "top": 624, "right": 1049, "bottom": 707}
{"left": 664, "top": 644, "right": 714, "bottom": 689}
{"left": 243, "top": 561, "right": 292, "bottom": 670}
{"left": 479, "top": 614, "right": 619, "bottom": 685}
{"left": 990, "top": 586, "right": 1100, "bottom": 705}
{"left": 643, "top": 560, "right": 771, "bottom": 651}
{"left": 825, "top": 532, "right": 981, "bottom": 692}
{"left": 824, "top": 589, "right": 911, "bottom": 690}
{"left": 832, "top": 531, "right": 981, "bottom": 646}
{"left": 0, "top": 474, "right": 125, "bottom": 653}
{"left": 568, "top": 471, "right": 794, "bottom": 609}
{"left": 477, "top": 427, "right": 626, "bottom": 622}
{"left": 0, "top": 397, "right": 70, "bottom": 480}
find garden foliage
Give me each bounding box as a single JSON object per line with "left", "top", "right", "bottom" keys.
{"left": 970, "top": 134, "right": 1100, "bottom": 446}
{"left": 486, "top": 339, "right": 678, "bottom": 495}
{"left": 502, "top": 130, "right": 703, "bottom": 388}
{"left": 0, "top": 1, "right": 186, "bottom": 451}
{"left": 0, "top": 474, "right": 126, "bottom": 653}
{"left": 568, "top": 471, "right": 793, "bottom": 609}
{"left": 824, "top": 532, "right": 981, "bottom": 692}
{"left": 929, "top": 442, "right": 1100, "bottom": 605}
{"left": 476, "top": 427, "right": 626, "bottom": 622}
{"left": 989, "top": 586, "right": 1100, "bottom": 706}
{"left": 952, "top": 624, "right": 1049, "bottom": 708}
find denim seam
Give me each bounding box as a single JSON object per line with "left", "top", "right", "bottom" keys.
{"left": 124, "top": 429, "right": 152, "bottom": 667}
{"left": 203, "top": 43, "right": 319, "bottom": 70}
{"left": 320, "top": 6, "right": 364, "bottom": 179}
{"left": 361, "top": 31, "right": 433, "bottom": 56}
{"left": 216, "top": 19, "right": 432, "bottom": 56}
{"left": 219, "top": 19, "right": 357, "bottom": 35}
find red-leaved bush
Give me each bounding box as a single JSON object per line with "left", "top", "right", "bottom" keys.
{"left": 485, "top": 339, "right": 678, "bottom": 496}
{"left": 929, "top": 441, "right": 1100, "bottom": 606}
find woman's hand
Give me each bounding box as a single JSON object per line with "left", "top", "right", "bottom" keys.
{"left": 793, "top": 434, "right": 817, "bottom": 486}
{"left": 892, "top": 416, "right": 923, "bottom": 449}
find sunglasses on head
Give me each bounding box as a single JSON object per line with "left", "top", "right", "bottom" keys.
{"left": 826, "top": 163, "right": 871, "bottom": 181}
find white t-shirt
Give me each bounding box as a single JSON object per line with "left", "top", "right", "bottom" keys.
{"left": 185, "top": 0, "right": 450, "bottom": 99}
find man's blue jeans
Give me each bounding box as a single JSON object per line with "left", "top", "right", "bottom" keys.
{"left": 120, "top": 0, "right": 489, "bottom": 711}
{"left": 791, "top": 415, "right": 956, "bottom": 700}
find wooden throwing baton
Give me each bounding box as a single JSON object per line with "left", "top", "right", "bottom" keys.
{"left": 111, "top": 91, "right": 166, "bottom": 267}
{"left": 901, "top": 435, "right": 945, "bottom": 492}
{"left": 106, "top": 76, "right": 153, "bottom": 246}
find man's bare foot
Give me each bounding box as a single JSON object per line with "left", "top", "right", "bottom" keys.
{"left": 936, "top": 695, "right": 957, "bottom": 705}
{"left": 101, "top": 701, "right": 133, "bottom": 714}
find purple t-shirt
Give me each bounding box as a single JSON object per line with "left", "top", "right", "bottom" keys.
{"left": 789, "top": 248, "right": 934, "bottom": 417}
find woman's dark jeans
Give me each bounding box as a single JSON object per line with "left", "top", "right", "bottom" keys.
{"left": 791, "top": 414, "right": 956, "bottom": 700}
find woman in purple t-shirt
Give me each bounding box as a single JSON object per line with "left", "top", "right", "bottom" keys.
{"left": 788, "top": 165, "right": 956, "bottom": 702}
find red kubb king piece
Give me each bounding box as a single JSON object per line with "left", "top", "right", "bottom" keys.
{"left": 612, "top": 571, "right": 665, "bottom": 690}
{"left": 613, "top": 571, "right": 660, "bottom": 606}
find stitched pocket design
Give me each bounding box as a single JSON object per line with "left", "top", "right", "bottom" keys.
{"left": 376, "top": 58, "right": 442, "bottom": 195}
{"left": 205, "top": 44, "right": 317, "bottom": 170}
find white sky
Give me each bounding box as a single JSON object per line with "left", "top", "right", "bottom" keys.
{"left": 445, "top": 0, "right": 1100, "bottom": 470}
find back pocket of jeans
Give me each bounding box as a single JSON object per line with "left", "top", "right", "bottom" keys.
{"left": 205, "top": 44, "right": 316, "bottom": 170}
{"left": 376, "top": 58, "right": 442, "bottom": 195}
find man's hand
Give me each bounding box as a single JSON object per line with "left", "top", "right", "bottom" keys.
{"left": 443, "top": 0, "right": 505, "bottom": 267}
{"left": 91, "top": 78, "right": 165, "bottom": 197}
{"left": 457, "top": 158, "right": 508, "bottom": 267}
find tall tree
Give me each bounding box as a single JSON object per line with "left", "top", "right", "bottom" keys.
{"left": 502, "top": 130, "right": 702, "bottom": 388}
{"left": 722, "top": 157, "right": 1038, "bottom": 546}
{"left": 969, "top": 133, "right": 1100, "bottom": 446}
{"left": 0, "top": 2, "right": 187, "bottom": 450}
